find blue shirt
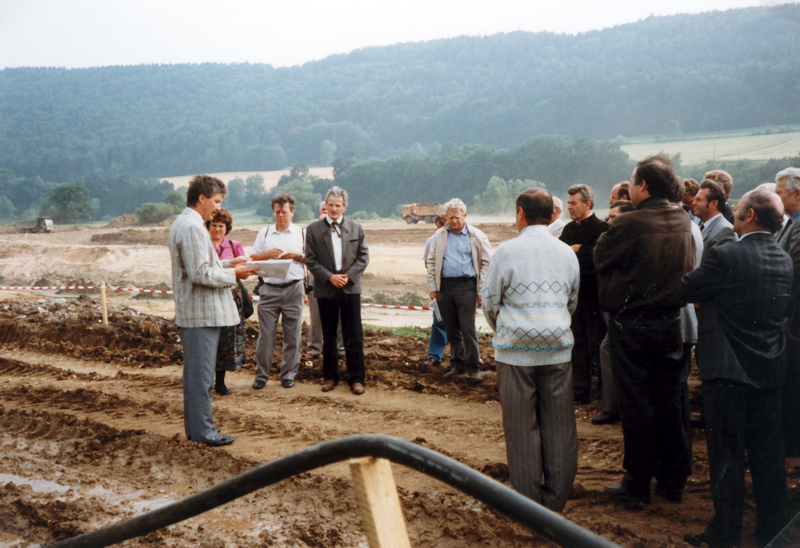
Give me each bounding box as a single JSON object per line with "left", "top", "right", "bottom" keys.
{"left": 442, "top": 224, "right": 476, "bottom": 278}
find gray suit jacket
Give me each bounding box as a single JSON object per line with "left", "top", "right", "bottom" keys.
{"left": 681, "top": 233, "right": 792, "bottom": 388}
{"left": 700, "top": 214, "right": 735, "bottom": 263}
{"left": 305, "top": 217, "right": 369, "bottom": 298}
{"left": 778, "top": 215, "right": 800, "bottom": 256}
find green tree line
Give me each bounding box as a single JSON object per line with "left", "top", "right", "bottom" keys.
{"left": 0, "top": 5, "right": 798, "bottom": 182}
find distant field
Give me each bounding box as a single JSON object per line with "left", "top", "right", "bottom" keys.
{"left": 621, "top": 130, "right": 800, "bottom": 165}
{"left": 161, "top": 168, "right": 334, "bottom": 190}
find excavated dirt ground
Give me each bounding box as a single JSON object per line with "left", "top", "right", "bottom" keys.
{"left": 1, "top": 221, "right": 800, "bottom": 547}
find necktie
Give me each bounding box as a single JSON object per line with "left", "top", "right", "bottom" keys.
{"left": 698, "top": 221, "right": 705, "bottom": 232}
{"left": 778, "top": 218, "right": 792, "bottom": 242}
{"left": 331, "top": 220, "right": 341, "bottom": 238}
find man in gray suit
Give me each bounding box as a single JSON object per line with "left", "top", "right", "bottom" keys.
{"left": 682, "top": 190, "right": 791, "bottom": 548}
{"left": 776, "top": 167, "right": 800, "bottom": 253}
{"left": 690, "top": 178, "right": 736, "bottom": 429}
{"left": 775, "top": 167, "right": 800, "bottom": 456}
{"left": 305, "top": 186, "right": 370, "bottom": 395}
{"left": 693, "top": 179, "right": 736, "bottom": 261}
{"left": 169, "top": 175, "right": 257, "bottom": 447}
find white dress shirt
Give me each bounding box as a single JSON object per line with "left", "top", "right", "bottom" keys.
{"left": 251, "top": 223, "right": 305, "bottom": 282}
{"left": 326, "top": 215, "right": 343, "bottom": 272}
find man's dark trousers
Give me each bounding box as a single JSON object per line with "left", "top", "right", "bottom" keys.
{"left": 438, "top": 277, "right": 480, "bottom": 374}
{"left": 609, "top": 313, "right": 692, "bottom": 495}
{"left": 318, "top": 292, "right": 365, "bottom": 386}
{"left": 703, "top": 380, "right": 787, "bottom": 546}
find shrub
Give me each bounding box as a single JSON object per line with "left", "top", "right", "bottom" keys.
{"left": 135, "top": 202, "right": 174, "bottom": 225}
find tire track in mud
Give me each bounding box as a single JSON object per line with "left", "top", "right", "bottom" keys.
{"left": 0, "top": 406, "right": 550, "bottom": 548}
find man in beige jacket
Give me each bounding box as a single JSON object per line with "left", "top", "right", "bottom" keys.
{"left": 427, "top": 198, "right": 492, "bottom": 384}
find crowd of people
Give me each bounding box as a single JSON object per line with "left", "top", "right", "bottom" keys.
{"left": 169, "top": 161, "right": 800, "bottom": 547}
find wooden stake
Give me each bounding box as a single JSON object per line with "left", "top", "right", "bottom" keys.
{"left": 101, "top": 281, "right": 108, "bottom": 326}
{"left": 349, "top": 457, "right": 412, "bottom": 548}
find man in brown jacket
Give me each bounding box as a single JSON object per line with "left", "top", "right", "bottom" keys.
{"left": 594, "top": 155, "right": 696, "bottom": 504}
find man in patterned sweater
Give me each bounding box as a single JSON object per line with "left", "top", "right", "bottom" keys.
{"left": 483, "top": 188, "right": 580, "bottom": 512}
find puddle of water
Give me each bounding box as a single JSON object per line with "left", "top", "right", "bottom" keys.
{"left": 0, "top": 474, "right": 70, "bottom": 495}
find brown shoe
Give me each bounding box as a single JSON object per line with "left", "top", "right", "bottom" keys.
{"left": 322, "top": 380, "right": 338, "bottom": 392}
{"left": 304, "top": 352, "right": 317, "bottom": 360}
{"left": 350, "top": 382, "right": 365, "bottom": 396}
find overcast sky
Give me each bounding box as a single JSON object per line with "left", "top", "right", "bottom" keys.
{"left": 0, "top": 0, "right": 790, "bottom": 69}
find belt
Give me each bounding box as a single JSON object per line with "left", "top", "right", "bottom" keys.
{"left": 265, "top": 279, "right": 302, "bottom": 289}
{"left": 441, "top": 276, "right": 476, "bottom": 283}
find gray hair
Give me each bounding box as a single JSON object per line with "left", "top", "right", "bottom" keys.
{"left": 552, "top": 196, "right": 563, "bottom": 210}
{"left": 318, "top": 200, "right": 326, "bottom": 211}
{"left": 443, "top": 198, "right": 467, "bottom": 213}
{"left": 776, "top": 167, "right": 800, "bottom": 193}
{"left": 567, "top": 184, "right": 594, "bottom": 208}
{"left": 325, "top": 186, "right": 349, "bottom": 206}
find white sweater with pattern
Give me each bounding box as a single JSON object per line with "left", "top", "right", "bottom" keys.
{"left": 482, "top": 224, "right": 580, "bottom": 366}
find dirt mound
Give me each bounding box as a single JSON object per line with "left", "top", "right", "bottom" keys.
{"left": 90, "top": 230, "right": 170, "bottom": 246}
{"left": 103, "top": 214, "right": 137, "bottom": 228}
{"left": 0, "top": 296, "right": 182, "bottom": 367}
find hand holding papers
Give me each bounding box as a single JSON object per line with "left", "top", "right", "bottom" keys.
{"left": 246, "top": 259, "right": 292, "bottom": 280}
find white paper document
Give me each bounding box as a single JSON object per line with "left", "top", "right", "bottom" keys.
{"left": 431, "top": 298, "right": 442, "bottom": 322}
{"left": 246, "top": 260, "right": 292, "bottom": 280}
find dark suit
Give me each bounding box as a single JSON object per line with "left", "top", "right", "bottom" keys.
{"left": 559, "top": 213, "right": 609, "bottom": 402}
{"left": 681, "top": 232, "right": 792, "bottom": 546}
{"left": 305, "top": 217, "right": 369, "bottom": 386}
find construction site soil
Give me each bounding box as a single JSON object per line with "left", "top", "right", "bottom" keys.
{"left": 1, "top": 222, "right": 799, "bottom": 547}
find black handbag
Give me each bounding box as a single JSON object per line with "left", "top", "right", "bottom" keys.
{"left": 237, "top": 279, "right": 254, "bottom": 320}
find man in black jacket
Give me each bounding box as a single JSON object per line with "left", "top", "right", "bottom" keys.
{"left": 560, "top": 184, "right": 608, "bottom": 403}
{"left": 305, "top": 186, "right": 370, "bottom": 395}
{"left": 681, "top": 190, "right": 791, "bottom": 548}
{"left": 594, "top": 155, "right": 695, "bottom": 505}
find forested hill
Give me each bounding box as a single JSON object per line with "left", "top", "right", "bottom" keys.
{"left": 1, "top": 4, "right": 799, "bottom": 182}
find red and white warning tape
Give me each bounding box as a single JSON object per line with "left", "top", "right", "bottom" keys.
{"left": 0, "top": 285, "right": 445, "bottom": 312}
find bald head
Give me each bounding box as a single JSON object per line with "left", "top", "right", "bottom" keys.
{"left": 733, "top": 190, "right": 784, "bottom": 236}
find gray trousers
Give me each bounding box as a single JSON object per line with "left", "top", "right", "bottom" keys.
{"left": 599, "top": 332, "right": 619, "bottom": 414}
{"left": 181, "top": 326, "right": 221, "bottom": 443}
{"left": 255, "top": 282, "right": 304, "bottom": 382}
{"left": 307, "top": 289, "right": 344, "bottom": 356}
{"left": 497, "top": 361, "right": 577, "bottom": 512}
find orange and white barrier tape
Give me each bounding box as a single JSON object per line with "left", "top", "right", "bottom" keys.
{"left": 0, "top": 285, "right": 454, "bottom": 312}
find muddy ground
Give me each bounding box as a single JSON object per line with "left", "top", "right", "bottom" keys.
{"left": 1, "top": 222, "right": 800, "bottom": 547}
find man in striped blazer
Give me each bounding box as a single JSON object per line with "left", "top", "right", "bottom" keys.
{"left": 682, "top": 190, "right": 792, "bottom": 548}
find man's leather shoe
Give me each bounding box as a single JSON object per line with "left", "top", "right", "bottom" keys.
{"left": 322, "top": 380, "right": 338, "bottom": 392}
{"left": 350, "top": 382, "right": 365, "bottom": 395}
{"left": 281, "top": 379, "right": 294, "bottom": 389}
{"left": 423, "top": 357, "right": 441, "bottom": 367}
{"left": 443, "top": 367, "right": 463, "bottom": 379}
{"left": 591, "top": 412, "right": 620, "bottom": 425}
{"left": 215, "top": 384, "right": 232, "bottom": 396}
{"left": 654, "top": 484, "right": 683, "bottom": 503}
{"left": 683, "top": 531, "right": 736, "bottom": 548}
{"left": 604, "top": 483, "right": 650, "bottom": 504}
{"left": 468, "top": 371, "right": 483, "bottom": 385}
{"left": 201, "top": 435, "right": 235, "bottom": 447}
{"left": 252, "top": 380, "right": 266, "bottom": 390}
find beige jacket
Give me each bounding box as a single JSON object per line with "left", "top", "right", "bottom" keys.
{"left": 426, "top": 224, "right": 493, "bottom": 293}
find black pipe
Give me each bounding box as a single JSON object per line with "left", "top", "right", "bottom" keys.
{"left": 45, "top": 434, "right": 619, "bottom": 548}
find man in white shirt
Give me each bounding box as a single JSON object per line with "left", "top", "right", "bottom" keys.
{"left": 250, "top": 194, "right": 306, "bottom": 390}
{"left": 547, "top": 196, "right": 566, "bottom": 238}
